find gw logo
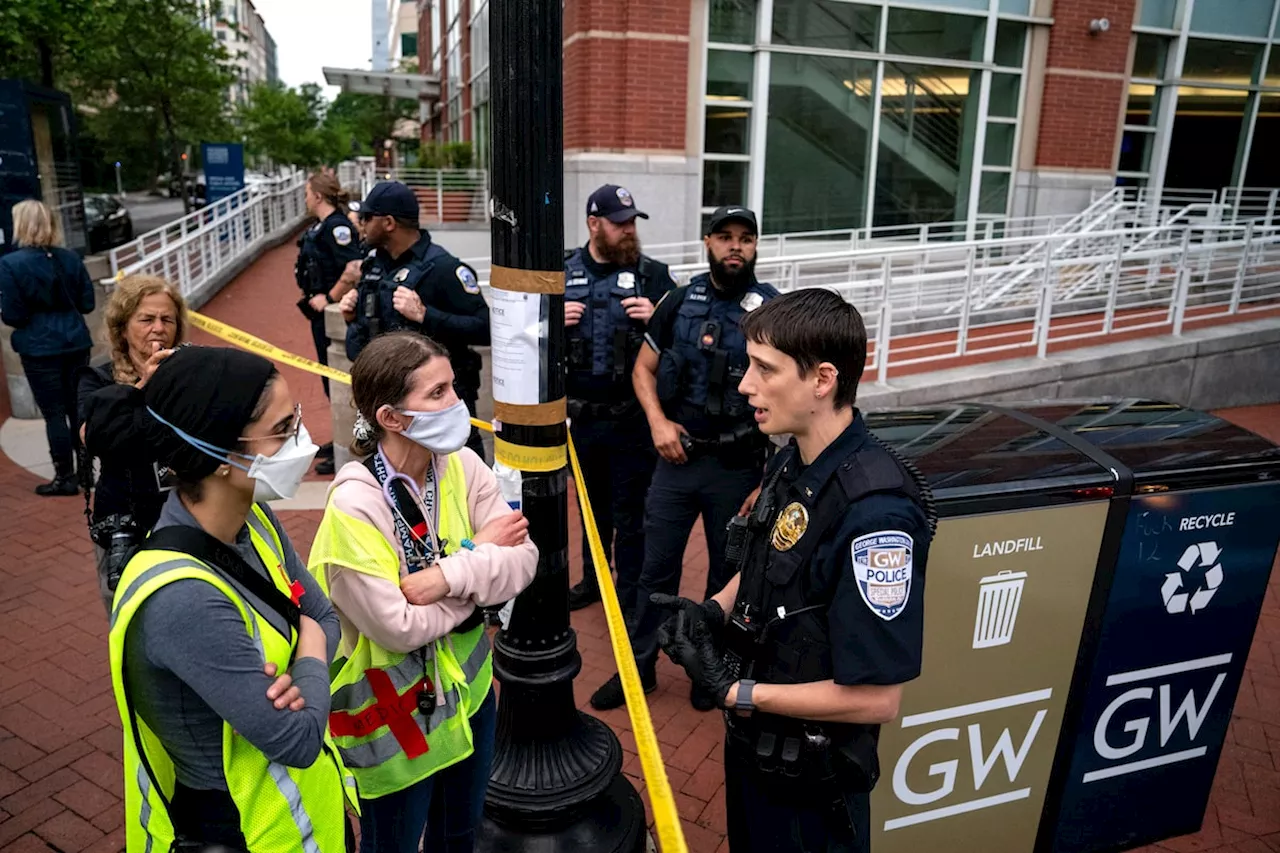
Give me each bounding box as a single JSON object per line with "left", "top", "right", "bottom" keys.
{"left": 886, "top": 689, "right": 1052, "bottom": 831}
{"left": 1084, "top": 653, "right": 1231, "bottom": 782}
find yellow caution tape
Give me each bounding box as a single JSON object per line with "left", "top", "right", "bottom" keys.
{"left": 179, "top": 312, "right": 689, "bottom": 852}
{"left": 187, "top": 311, "right": 354, "bottom": 385}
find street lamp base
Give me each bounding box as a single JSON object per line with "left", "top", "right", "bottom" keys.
{"left": 476, "top": 774, "right": 648, "bottom": 853}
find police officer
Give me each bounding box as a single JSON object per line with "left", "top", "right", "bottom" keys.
{"left": 654, "top": 288, "right": 936, "bottom": 852}
{"left": 340, "top": 180, "right": 489, "bottom": 460}
{"left": 564, "top": 185, "right": 676, "bottom": 611}
{"left": 296, "top": 172, "right": 364, "bottom": 474}
{"left": 590, "top": 205, "right": 778, "bottom": 712}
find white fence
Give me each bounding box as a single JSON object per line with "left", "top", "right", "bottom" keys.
{"left": 105, "top": 174, "right": 309, "bottom": 301}
{"left": 378, "top": 168, "right": 490, "bottom": 226}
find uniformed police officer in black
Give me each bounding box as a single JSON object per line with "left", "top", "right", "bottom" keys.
{"left": 564, "top": 185, "right": 677, "bottom": 612}
{"left": 340, "top": 180, "right": 489, "bottom": 459}
{"left": 653, "top": 287, "right": 935, "bottom": 852}
{"left": 590, "top": 205, "right": 779, "bottom": 712}
{"left": 296, "top": 172, "right": 364, "bottom": 473}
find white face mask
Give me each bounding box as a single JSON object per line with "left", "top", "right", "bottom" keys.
{"left": 243, "top": 424, "right": 320, "bottom": 501}
{"left": 396, "top": 400, "right": 472, "bottom": 455}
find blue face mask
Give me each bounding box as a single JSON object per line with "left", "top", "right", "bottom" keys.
{"left": 148, "top": 407, "right": 318, "bottom": 502}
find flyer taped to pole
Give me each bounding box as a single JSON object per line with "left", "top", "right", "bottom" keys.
{"left": 182, "top": 311, "right": 689, "bottom": 853}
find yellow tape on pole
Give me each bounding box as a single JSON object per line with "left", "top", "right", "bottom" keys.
{"left": 181, "top": 313, "right": 689, "bottom": 853}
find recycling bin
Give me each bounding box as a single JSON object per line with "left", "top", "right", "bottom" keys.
{"left": 864, "top": 403, "right": 1121, "bottom": 853}
{"left": 1019, "top": 401, "right": 1280, "bottom": 853}
{"left": 861, "top": 399, "right": 1280, "bottom": 853}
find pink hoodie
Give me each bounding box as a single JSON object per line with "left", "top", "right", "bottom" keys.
{"left": 321, "top": 447, "right": 538, "bottom": 655}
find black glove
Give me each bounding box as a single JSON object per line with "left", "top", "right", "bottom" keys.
{"left": 651, "top": 593, "right": 724, "bottom": 648}
{"left": 660, "top": 619, "right": 737, "bottom": 708}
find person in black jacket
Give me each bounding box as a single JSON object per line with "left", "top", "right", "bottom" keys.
{"left": 0, "top": 199, "right": 96, "bottom": 496}
{"left": 78, "top": 274, "right": 187, "bottom": 613}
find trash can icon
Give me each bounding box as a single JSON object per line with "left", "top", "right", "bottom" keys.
{"left": 973, "top": 570, "right": 1027, "bottom": 649}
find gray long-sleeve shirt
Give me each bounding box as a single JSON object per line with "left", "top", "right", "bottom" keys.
{"left": 123, "top": 494, "right": 340, "bottom": 790}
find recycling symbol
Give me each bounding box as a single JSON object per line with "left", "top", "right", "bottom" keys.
{"left": 1161, "top": 541, "right": 1223, "bottom": 615}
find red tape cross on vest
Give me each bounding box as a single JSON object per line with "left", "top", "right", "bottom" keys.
{"left": 328, "top": 669, "right": 432, "bottom": 759}
{"left": 288, "top": 580, "right": 305, "bottom": 606}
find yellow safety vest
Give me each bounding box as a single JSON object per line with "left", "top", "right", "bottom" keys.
{"left": 308, "top": 453, "right": 494, "bottom": 800}
{"left": 108, "top": 505, "right": 359, "bottom": 853}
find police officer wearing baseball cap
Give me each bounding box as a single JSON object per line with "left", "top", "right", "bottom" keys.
{"left": 563, "top": 185, "right": 677, "bottom": 612}
{"left": 341, "top": 180, "right": 488, "bottom": 460}
{"left": 590, "top": 205, "right": 779, "bottom": 712}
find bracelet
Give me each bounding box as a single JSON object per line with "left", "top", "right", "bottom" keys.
{"left": 325, "top": 292, "right": 337, "bottom": 304}
{"left": 460, "top": 538, "right": 476, "bottom": 550}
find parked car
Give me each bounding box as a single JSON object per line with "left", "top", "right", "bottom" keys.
{"left": 83, "top": 194, "right": 134, "bottom": 253}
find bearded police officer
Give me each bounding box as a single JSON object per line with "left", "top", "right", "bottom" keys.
{"left": 340, "top": 181, "right": 488, "bottom": 459}
{"left": 590, "top": 205, "right": 778, "bottom": 712}
{"left": 655, "top": 288, "right": 935, "bottom": 852}
{"left": 564, "top": 185, "right": 677, "bottom": 612}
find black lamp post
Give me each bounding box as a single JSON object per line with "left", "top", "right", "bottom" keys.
{"left": 475, "top": 0, "right": 646, "bottom": 850}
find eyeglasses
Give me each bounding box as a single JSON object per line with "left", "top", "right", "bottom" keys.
{"left": 241, "top": 403, "right": 302, "bottom": 443}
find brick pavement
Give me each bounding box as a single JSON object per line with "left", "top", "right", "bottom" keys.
{"left": 0, "top": 239, "right": 1276, "bottom": 852}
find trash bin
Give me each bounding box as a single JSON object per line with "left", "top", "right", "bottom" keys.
{"left": 1020, "top": 400, "right": 1280, "bottom": 853}
{"left": 864, "top": 403, "right": 1122, "bottom": 853}
{"left": 863, "top": 399, "right": 1280, "bottom": 853}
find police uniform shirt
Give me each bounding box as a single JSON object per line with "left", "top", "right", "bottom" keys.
{"left": 302, "top": 210, "right": 363, "bottom": 294}
{"left": 762, "top": 414, "right": 929, "bottom": 687}
{"left": 363, "top": 230, "right": 488, "bottom": 342}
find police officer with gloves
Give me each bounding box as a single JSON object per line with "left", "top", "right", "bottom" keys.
{"left": 653, "top": 288, "right": 935, "bottom": 852}
{"left": 590, "top": 205, "right": 778, "bottom": 712}
{"left": 340, "top": 180, "right": 489, "bottom": 459}
{"left": 564, "top": 185, "right": 676, "bottom": 611}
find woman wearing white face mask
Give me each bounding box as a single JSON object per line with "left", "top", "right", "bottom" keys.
{"left": 308, "top": 331, "right": 538, "bottom": 853}
{"left": 83, "top": 345, "right": 357, "bottom": 853}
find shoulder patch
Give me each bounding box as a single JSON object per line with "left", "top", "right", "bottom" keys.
{"left": 456, "top": 265, "right": 481, "bottom": 294}
{"left": 850, "top": 530, "right": 913, "bottom": 621}
{"left": 332, "top": 225, "right": 353, "bottom": 246}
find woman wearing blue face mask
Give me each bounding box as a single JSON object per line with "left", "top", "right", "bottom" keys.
{"left": 308, "top": 331, "right": 538, "bottom": 853}
{"left": 82, "top": 345, "right": 358, "bottom": 853}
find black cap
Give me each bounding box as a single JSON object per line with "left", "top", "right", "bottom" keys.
{"left": 361, "top": 181, "right": 419, "bottom": 220}
{"left": 586, "top": 184, "right": 649, "bottom": 223}
{"left": 706, "top": 205, "right": 758, "bottom": 236}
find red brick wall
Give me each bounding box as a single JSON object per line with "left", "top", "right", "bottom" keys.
{"left": 1034, "top": 0, "right": 1137, "bottom": 171}
{"left": 563, "top": 0, "right": 693, "bottom": 152}
{"left": 419, "top": 3, "right": 434, "bottom": 147}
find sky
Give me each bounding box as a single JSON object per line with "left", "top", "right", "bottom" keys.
{"left": 252, "top": 0, "right": 374, "bottom": 98}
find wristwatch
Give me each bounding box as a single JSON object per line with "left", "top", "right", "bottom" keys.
{"left": 733, "top": 679, "right": 756, "bottom": 714}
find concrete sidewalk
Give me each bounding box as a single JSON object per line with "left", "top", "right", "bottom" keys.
{"left": 0, "top": 242, "right": 1276, "bottom": 852}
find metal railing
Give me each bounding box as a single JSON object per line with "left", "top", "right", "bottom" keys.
{"left": 384, "top": 168, "right": 490, "bottom": 225}
{"left": 104, "top": 173, "right": 309, "bottom": 300}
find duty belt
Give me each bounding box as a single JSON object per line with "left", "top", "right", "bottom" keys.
{"left": 725, "top": 713, "right": 878, "bottom": 794}
{"left": 567, "top": 398, "right": 640, "bottom": 421}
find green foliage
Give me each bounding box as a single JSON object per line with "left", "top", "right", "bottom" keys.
{"left": 421, "top": 141, "right": 475, "bottom": 170}
{"left": 323, "top": 91, "right": 418, "bottom": 157}
{"left": 237, "top": 81, "right": 344, "bottom": 168}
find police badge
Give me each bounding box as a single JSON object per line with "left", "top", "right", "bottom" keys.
{"left": 740, "top": 292, "right": 764, "bottom": 312}
{"left": 394, "top": 268, "right": 410, "bottom": 283}
{"left": 618, "top": 272, "right": 636, "bottom": 290}
{"left": 771, "top": 502, "right": 810, "bottom": 551}
{"left": 615, "top": 187, "right": 634, "bottom": 207}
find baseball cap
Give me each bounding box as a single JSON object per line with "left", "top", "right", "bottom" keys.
{"left": 586, "top": 184, "right": 649, "bottom": 223}
{"left": 360, "top": 181, "right": 419, "bottom": 220}
{"left": 706, "top": 205, "right": 758, "bottom": 236}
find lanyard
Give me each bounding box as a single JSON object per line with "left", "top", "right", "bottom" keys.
{"left": 369, "top": 447, "right": 439, "bottom": 572}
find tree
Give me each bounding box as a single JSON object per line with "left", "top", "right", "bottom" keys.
{"left": 324, "top": 91, "right": 418, "bottom": 158}
{"left": 237, "top": 82, "right": 344, "bottom": 168}
{"left": 0, "top": 0, "right": 105, "bottom": 88}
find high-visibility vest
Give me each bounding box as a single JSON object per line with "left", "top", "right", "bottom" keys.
{"left": 108, "top": 505, "right": 359, "bottom": 853}
{"left": 308, "top": 453, "right": 493, "bottom": 800}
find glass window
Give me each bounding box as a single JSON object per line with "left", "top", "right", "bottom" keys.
{"left": 999, "top": 0, "right": 1031, "bottom": 14}
{"left": 1132, "top": 34, "right": 1169, "bottom": 79}
{"left": 1118, "top": 129, "right": 1155, "bottom": 174}
{"left": 884, "top": 8, "right": 985, "bottom": 62}
{"left": 705, "top": 105, "right": 752, "bottom": 154}
{"left": 401, "top": 33, "right": 418, "bottom": 58}
{"left": 1245, "top": 94, "right": 1280, "bottom": 184}
{"left": 763, "top": 54, "right": 874, "bottom": 232}
{"left": 983, "top": 122, "right": 1015, "bottom": 167}
{"left": 1264, "top": 49, "right": 1280, "bottom": 86}
{"left": 1126, "top": 83, "right": 1162, "bottom": 127}
{"left": 988, "top": 72, "right": 1021, "bottom": 117}
{"left": 772, "top": 0, "right": 878, "bottom": 53}
{"left": 1189, "top": 0, "right": 1273, "bottom": 38}
{"left": 703, "top": 159, "right": 749, "bottom": 207}
{"left": 910, "top": 0, "right": 987, "bottom": 10}
{"left": 1165, "top": 86, "right": 1249, "bottom": 189}
{"left": 707, "top": 49, "right": 754, "bottom": 100}
{"left": 994, "top": 21, "right": 1026, "bottom": 68}
{"left": 1180, "top": 38, "right": 1263, "bottom": 84}
{"left": 710, "top": 0, "right": 756, "bottom": 44}
{"left": 874, "top": 63, "right": 980, "bottom": 226}
{"left": 978, "top": 171, "right": 1010, "bottom": 215}
{"left": 1139, "top": 0, "right": 1179, "bottom": 29}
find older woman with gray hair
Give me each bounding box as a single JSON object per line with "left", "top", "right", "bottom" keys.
{"left": 0, "top": 199, "right": 96, "bottom": 496}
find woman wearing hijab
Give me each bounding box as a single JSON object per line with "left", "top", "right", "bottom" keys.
{"left": 85, "top": 345, "right": 358, "bottom": 853}
{"left": 308, "top": 331, "right": 537, "bottom": 853}
{"left": 0, "top": 199, "right": 96, "bottom": 496}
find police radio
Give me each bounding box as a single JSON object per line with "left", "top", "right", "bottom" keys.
{"left": 363, "top": 290, "right": 382, "bottom": 338}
